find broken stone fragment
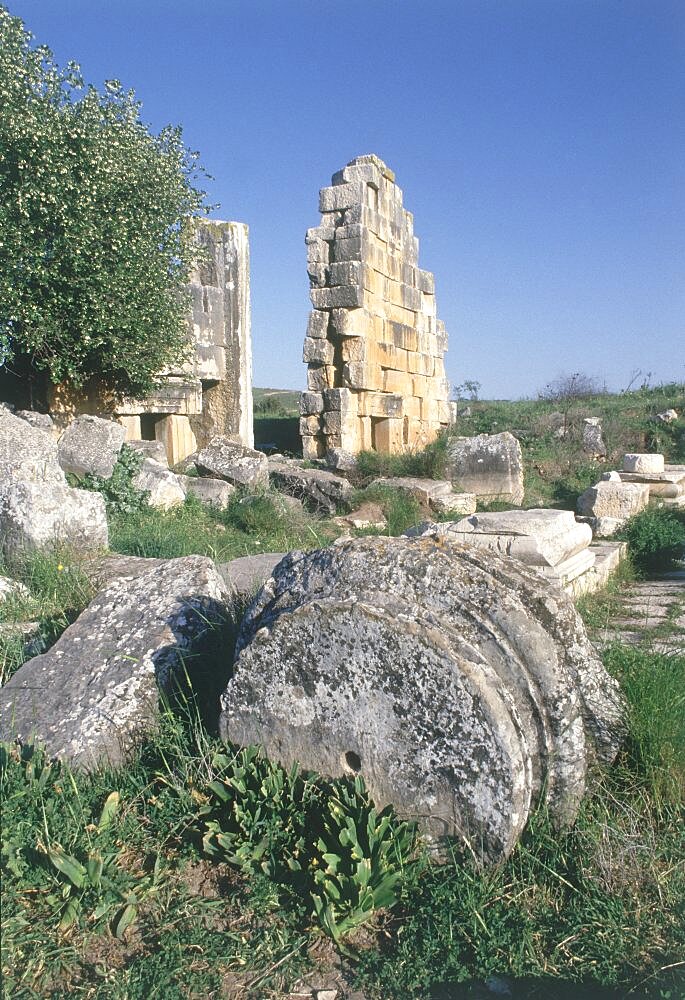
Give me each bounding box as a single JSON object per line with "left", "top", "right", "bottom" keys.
{"left": 0, "top": 481, "right": 108, "bottom": 561}
{"left": 195, "top": 437, "right": 269, "bottom": 490}
{"left": 623, "top": 453, "right": 665, "bottom": 475}
{"left": 220, "top": 535, "right": 624, "bottom": 861}
{"left": 126, "top": 439, "right": 169, "bottom": 467}
{"left": 176, "top": 474, "right": 235, "bottom": 508}
{"left": 216, "top": 553, "right": 287, "bottom": 601}
{"left": 577, "top": 481, "right": 650, "bottom": 521}
{"left": 57, "top": 414, "right": 126, "bottom": 479}
{"left": 0, "top": 556, "right": 231, "bottom": 770}
{"left": 269, "top": 461, "right": 353, "bottom": 515}
{"left": 133, "top": 458, "right": 186, "bottom": 509}
{"left": 434, "top": 509, "right": 593, "bottom": 568}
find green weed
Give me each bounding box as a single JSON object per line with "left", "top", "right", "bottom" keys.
{"left": 351, "top": 483, "right": 423, "bottom": 535}
{"left": 109, "top": 490, "right": 335, "bottom": 562}
{"left": 72, "top": 444, "right": 150, "bottom": 516}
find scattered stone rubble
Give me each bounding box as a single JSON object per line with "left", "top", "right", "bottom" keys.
{"left": 300, "top": 155, "right": 453, "bottom": 461}
{"left": 221, "top": 535, "right": 624, "bottom": 861}
{"left": 578, "top": 453, "right": 685, "bottom": 536}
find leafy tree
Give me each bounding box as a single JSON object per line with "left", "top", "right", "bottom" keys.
{"left": 0, "top": 6, "right": 209, "bottom": 399}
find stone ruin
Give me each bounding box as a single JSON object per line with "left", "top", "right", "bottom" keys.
{"left": 45, "top": 220, "right": 253, "bottom": 466}
{"left": 578, "top": 452, "right": 685, "bottom": 536}
{"left": 300, "top": 155, "right": 454, "bottom": 461}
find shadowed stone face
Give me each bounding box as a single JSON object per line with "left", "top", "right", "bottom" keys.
{"left": 220, "top": 535, "right": 625, "bottom": 861}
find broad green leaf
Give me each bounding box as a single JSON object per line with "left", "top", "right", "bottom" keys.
{"left": 97, "top": 791, "right": 120, "bottom": 832}
{"left": 47, "top": 847, "right": 86, "bottom": 889}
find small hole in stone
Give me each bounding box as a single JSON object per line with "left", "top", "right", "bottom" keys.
{"left": 343, "top": 750, "right": 362, "bottom": 773}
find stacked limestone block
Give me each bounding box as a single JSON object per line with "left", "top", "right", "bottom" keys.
{"left": 115, "top": 220, "right": 253, "bottom": 465}
{"left": 301, "top": 155, "right": 453, "bottom": 460}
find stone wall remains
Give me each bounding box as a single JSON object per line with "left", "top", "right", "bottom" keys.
{"left": 46, "top": 220, "right": 253, "bottom": 466}
{"left": 301, "top": 154, "right": 454, "bottom": 460}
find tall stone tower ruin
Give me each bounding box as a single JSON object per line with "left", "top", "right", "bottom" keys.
{"left": 301, "top": 155, "right": 453, "bottom": 460}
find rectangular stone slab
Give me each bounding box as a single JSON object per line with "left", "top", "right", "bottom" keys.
{"left": 450, "top": 509, "right": 593, "bottom": 568}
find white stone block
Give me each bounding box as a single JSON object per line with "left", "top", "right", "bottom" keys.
{"left": 623, "top": 453, "right": 665, "bottom": 474}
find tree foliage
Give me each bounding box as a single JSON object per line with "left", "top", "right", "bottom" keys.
{"left": 0, "top": 6, "right": 209, "bottom": 398}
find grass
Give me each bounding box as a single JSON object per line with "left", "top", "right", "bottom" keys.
{"left": 575, "top": 557, "right": 637, "bottom": 631}
{"left": 348, "top": 483, "right": 425, "bottom": 536}
{"left": 108, "top": 490, "right": 338, "bottom": 562}
{"left": 2, "top": 638, "right": 683, "bottom": 998}
{"left": 0, "top": 547, "right": 95, "bottom": 686}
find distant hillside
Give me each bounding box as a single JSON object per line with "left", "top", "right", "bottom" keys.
{"left": 253, "top": 387, "right": 300, "bottom": 416}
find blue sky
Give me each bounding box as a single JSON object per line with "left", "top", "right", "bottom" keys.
{"left": 8, "top": 0, "right": 684, "bottom": 399}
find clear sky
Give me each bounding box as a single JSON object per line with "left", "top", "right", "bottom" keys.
{"left": 7, "top": 0, "right": 685, "bottom": 399}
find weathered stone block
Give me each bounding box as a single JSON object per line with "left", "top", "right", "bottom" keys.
{"left": 623, "top": 453, "right": 665, "bottom": 474}
{"left": 303, "top": 337, "right": 335, "bottom": 365}
{"left": 195, "top": 437, "right": 269, "bottom": 490}
{"left": 577, "top": 481, "right": 651, "bottom": 521}
{"left": 299, "top": 391, "right": 325, "bottom": 416}
{"left": 300, "top": 415, "right": 323, "bottom": 437}
{"left": 307, "top": 365, "right": 336, "bottom": 392}
{"left": 328, "top": 260, "right": 363, "bottom": 287}
{"left": 445, "top": 432, "right": 525, "bottom": 506}
{"left": 177, "top": 475, "right": 235, "bottom": 509}
{"left": 307, "top": 310, "right": 330, "bottom": 339}
{"left": 1, "top": 480, "right": 108, "bottom": 561}
{"left": 373, "top": 417, "right": 404, "bottom": 453}
{"left": 154, "top": 414, "right": 197, "bottom": 467}
{"left": 269, "top": 462, "right": 353, "bottom": 515}
{"left": 306, "top": 239, "right": 330, "bottom": 265}
{"left": 357, "top": 392, "right": 404, "bottom": 418}
{"left": 0, "top": 557, "right": 230, "bottom": 769}
{"left": 310, "top": 285, "right": 365, "bottom": 310}
{"left": 58, "top": 415, "right": 126, "bottom": 480}
{"left": 133, "top": 459, "right": 186, "bottom": 510}
{"left": 437, "top": 509, "right": 593, "bottom": 569}
{"left": 323, "top": 388, "right": 355, "bottom": 413}
{"left": 301, "top": 436, "right": 325, "bottom": 461}
{"left": 307, "top": 262, "right": 328, "bottom": 287}
{"left": 319, "top": 182, "right": 365, "bottom": 212}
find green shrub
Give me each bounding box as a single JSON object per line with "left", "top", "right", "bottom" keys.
{"left": 76, "top": 445, "right": 150, "bottom": 516}
{"left": 620, "top": 506, "right": 685, "bottom": 574}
